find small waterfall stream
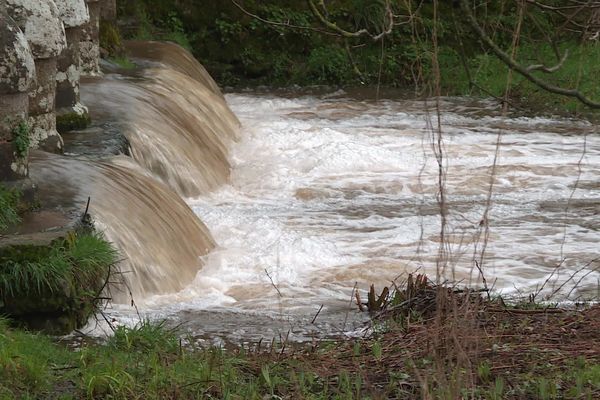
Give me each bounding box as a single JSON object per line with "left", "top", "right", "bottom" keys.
{"left": 124, "top": 40, "right": 224, "bottom": 97}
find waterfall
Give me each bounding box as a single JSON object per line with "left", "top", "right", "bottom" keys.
{"left": 81, "top": 48, "right": 240, "bottom": 197}
{"left": 124, "top": 40, "right": 224, "bottom": 98}
{"left": 30, "top": 152, "right": 215, "bottom": 301}
{"left": 27, "top": 42, "right": 242, "bottom": 302}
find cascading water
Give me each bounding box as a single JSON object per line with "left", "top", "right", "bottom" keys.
{"left": 139, "top": 91, "right": 598, "bottom": 343}
{"left": 27, "top": 43, "right": 243, "bottom": 302}
{"left": 29, "top": 152, "right": 215, "bottom": 301}
{"left": 124, "top": 40, "right": 224, "bottom": 98}
{"left": 80, "top": 65, "right": 239, "bottom": 197}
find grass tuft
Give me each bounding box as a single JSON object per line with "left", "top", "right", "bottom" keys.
{"left": 0, "top": 185, "right": 21, "bottom": 232}
{"left": 110, "top": 319, "right": 180, "bottom": 354}
{"left": 0, "top": 232, "right": 117, "bottom": 298}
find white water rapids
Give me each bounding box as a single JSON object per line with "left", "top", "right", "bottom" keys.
{"left": 94, "top": 91, "right": 599, "bottom": 344}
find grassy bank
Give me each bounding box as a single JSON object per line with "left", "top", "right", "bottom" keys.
{"left": 0, "top": 232, "right": 118, "bottom": 334}
{"left": 2, "top": 280, "right": 599, "bottom": 399}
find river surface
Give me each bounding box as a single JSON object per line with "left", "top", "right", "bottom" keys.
{"left": 91, "top": 91, "right": 599, "bottom": 345}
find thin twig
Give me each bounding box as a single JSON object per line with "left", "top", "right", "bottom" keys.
{"left": 265, "top": 268, "right": 282, "bottom": 298}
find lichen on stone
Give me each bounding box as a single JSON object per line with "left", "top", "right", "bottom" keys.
{"left": 7, "top": 0, "right": 67, "bottom": 59}
{"left": 54, "top": 0, "right": 90, "bottom": 28}
{"left": 0, "top": 11, "right": 35, "bottom": 94}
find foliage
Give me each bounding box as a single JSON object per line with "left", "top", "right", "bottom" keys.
{"left": 440, "top": 40, "right": 600, "bottom": 114}
{"left": 0, "top": 185, "right": 21, "bottom": 232}
{"left": 348, "top": 0, "right": 389, "bottom": 33}
{"left": 215, "top": 18, "right": 243, "bottom": 44}
{"left": 159, "top": 12, "right": 192, "bottom": 50}
{"left": 307, "top": 45, "right": 354, "bottom": 84}
{"left": 99, "top": 19, "right": 124, "bottom": 58}
{"left": 114, "top": 0, "right": 600, "bottom": 115}
{"left": 118, "top": 1, "right": 192, "bottom": 50}
{"left": 11, "top": 121, "right": 29, "bottom": 159}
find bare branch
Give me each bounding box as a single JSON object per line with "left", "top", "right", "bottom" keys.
{"left": 526, "top": 49, "right": 570, "bottom": 73}
{"left": 525, "top": 0, "right": 600, "bottom": 12}
{"left": 460, "top": 0, "right": 600, "bottom": 108}
{"left": 306, "top": 0, "right": 394, "bottom": 41}
{"left": 230, "top": 0, "right": 338, "bottom": 36}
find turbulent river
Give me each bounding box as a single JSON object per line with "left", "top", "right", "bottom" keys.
{"left": 89, "top": 90, "right": 599, "bottom": 345}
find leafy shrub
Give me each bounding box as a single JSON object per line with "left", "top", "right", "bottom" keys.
{"left": 307, "top": 45, "right": 354, "bottom": 84}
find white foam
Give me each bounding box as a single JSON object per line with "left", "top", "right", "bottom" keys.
{"left": 183, "top": 93, "right": 600, "bottom": 309}
{"left": 104, "top": 93, "right": 599, "bottom": 339}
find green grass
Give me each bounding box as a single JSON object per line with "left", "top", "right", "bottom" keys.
{"left": 1, "top": 309, "right": 600, "bottom": 399}
{"left": 0, "top": 318, "right": 598, "bottom": 399}
{"left": 0, "top": 184, "right": 21, "bottom": 232}
{"left": 0, "top": 319, "right": 333, "bottom": 399}
{"left": 0, "top": 232, "right": 117, "bottom": 297}
{"left": 0, "top": 231, "right": 118, "bottom": 334}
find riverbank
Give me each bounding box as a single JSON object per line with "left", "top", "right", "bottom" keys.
{"left": 2, "top": 283, "right": 599, "bottom": 399}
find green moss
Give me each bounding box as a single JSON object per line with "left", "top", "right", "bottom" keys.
{"left": 56, "top": 111, "right": 91, "bottom": 133}
{"left": 0, "top": 232, "right": 118, "bottom": 334}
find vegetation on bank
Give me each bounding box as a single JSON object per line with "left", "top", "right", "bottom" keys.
{"left": 1, "top": 277, "right": 599, "bottom": 399}
{"left": 111, "top": 0, "right": 600, "bottom": 115}
{"left": 0, "top": 232, "right": 118, "bottom": 334}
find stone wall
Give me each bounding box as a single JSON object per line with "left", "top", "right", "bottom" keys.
{"left": 1, "top": 0, "right": 104, "bottom": 183}
{"left": 80, "top": 0, "right": 101, "bottom": 75}
{"left": 7, "top": 0, "right": 67, "bottom": 153}
{"left": 0, "top": 10, "right": 35, "bottom": 181}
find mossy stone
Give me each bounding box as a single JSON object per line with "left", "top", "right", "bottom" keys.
{"left": 56, "top": 111, "right": 91, "bottom": 133}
